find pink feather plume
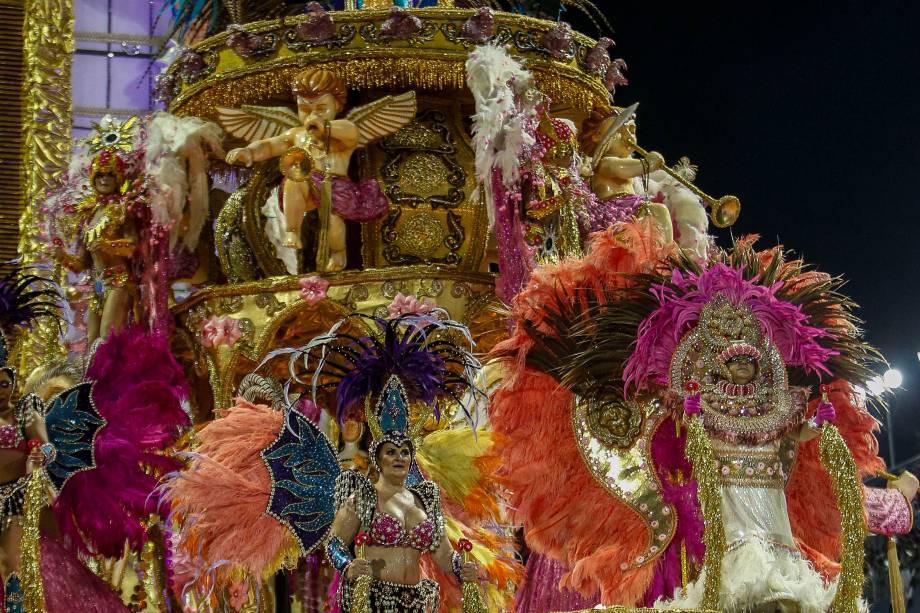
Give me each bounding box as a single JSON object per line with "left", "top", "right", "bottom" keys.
{"left": 53, "top": 327, "right": 189, "bottom": 557}
{"left": 624, "top": 263, "right": 838, "bottom": 394}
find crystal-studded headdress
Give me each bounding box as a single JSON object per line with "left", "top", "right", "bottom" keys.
{"left": 0, "top": 265, "right": 61, "bottom": 381}
{"left": 85, "top": 115, "right": 136, "bottom": 187}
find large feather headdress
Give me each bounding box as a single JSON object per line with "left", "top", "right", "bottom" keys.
{"left": 263, "top": 310, "right": 486, "bottom": 477}
{"left": 0, "top": 265, "right": 61, "bottom": 377}
{"left": 265, "top": 309, "right": 486, "bottom": 431}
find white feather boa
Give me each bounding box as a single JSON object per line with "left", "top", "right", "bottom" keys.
{"left": 654, "top": 537, "right": 863, "bottom": 613}
{"left": 140, "top": 112, "right": 224, "bottom": 250}
{"left": 466, "top": 44, "right": 538, "bottom": 228}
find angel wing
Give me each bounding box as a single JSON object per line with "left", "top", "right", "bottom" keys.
{"left": 262, "top": 409, "right": 340, "bottom": 555}
{"left": 346, "top": 91, "right": 417, "bottom": 147}
{"left": 216, "top": 105, "right": 301, "bottom": 142}
{"left": 42, "top": 383, "right": 106, "bottom": 494}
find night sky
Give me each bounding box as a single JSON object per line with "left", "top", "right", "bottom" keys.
{"left": 566, "top": 1, "right": 920, "bottom": 468}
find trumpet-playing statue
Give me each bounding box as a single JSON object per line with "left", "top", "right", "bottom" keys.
{"left": 220, "top": 68, "right": 417, "bottom": 272}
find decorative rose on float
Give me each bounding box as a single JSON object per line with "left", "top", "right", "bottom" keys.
{"left": 226, "top": 24, "right": 269, "bottom": 58}
{"left": 299, "top": 275, "right": 330, "bottom": 305}
{"left": 176, "top": 49, "right": 207, "bottom": 80}
{"left": 379, "top": 6, "right": 423, "bottom": 40}
{"left": 387, "top": 292, "right": 435, "bottom": 317}
{"left": 462, "top": 7, "right": 495, "bottom": 44}
{"left": 585, "top": 37, "right": 614, "bottom": 74}
{"left": 293, "top": 2, "right": 336, "bottom": 43}
{"left": 200, "top": 315, "right": 243, "bottom": 348}
{"left": 227, "top": 579, "right": 249, "bottom": 610}
{"left": 542, "top": 22, "right": 573, "bottom": 59}
{"left": 604, "top": 58, "right": 629, "bottom": 94}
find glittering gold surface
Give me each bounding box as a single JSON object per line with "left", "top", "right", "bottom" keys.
{"left": 819, "top": 423, "right": 867, "bottom": 612}
{"left": 572, "top": 398, "right": 676, "bottom": 570}
{"left": 167, "top": 9, "right": 610, "bottom": 120}
{"left": 684, "top": 416, "right": 724, "bottom": 609}
{"left": 20, "top": 0, "right": 73, "bottom": 255}
{"left": 171, "top": 267, "right": 499, "bottom": 413}
{"left": 16, "top": 0, "right": 73, "bottom": 379}
{"left": 21, "top": 470, "right": 50, "bottom": 613}
{"left": 460, "top": 581, "right": 488, "bottom": 613}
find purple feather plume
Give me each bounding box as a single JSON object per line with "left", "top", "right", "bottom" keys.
{"left": 268, "top": 312, "right": 485, "bottom": 429}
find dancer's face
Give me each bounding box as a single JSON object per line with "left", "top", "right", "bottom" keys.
{"left": 0, "top": 371, "right": 13, "bottom": 407}
{"left": 727, "top": 356, "right": 757, "bottom": 385}
{"left": 376, "top": 442, "right": 412, "bottom": 480}
{"left": 94, "top": 172, "right": 118, "bottom": 195}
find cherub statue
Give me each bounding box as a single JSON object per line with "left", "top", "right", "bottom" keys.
{"left": 219, "top": 68, "right": 416, "bottom": 272}
{"left": 583, "top": 106, "right": 674, "bottom": 243}
{"left": 55, "top": 117, "right": 140, "bottom": 343}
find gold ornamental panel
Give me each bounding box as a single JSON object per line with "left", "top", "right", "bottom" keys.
{"left": 171, "top": 267, "right": 499, "bottom": 414}
{"left": 166, "top": 8, "right": 611, "bottom": 121}
{"left": 572, "top": 397, "right": 678, "bottom": 572}
{"left": 363, "top": 100, "right": 487, "bottom": 271}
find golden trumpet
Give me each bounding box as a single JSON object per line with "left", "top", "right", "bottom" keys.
{"left": 626, "top": 138, "right": 741, "bottom": 228}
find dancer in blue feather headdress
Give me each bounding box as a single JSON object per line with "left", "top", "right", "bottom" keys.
{"left": 166, "top": 309, "right": 490, "bottom": 612}
{"left": 265, "top": 309, "right": 485, "bottom": 612}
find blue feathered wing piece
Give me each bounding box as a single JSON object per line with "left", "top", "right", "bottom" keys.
{"left": 261, "top": 410, "right": 340, "bottom": 555}
{"left": 44, "top": 383, "right": 107, "bottom": 493}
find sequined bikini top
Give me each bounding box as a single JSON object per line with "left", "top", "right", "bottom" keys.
{"left": 0, "top": 424, "right": 26, "bottom": 453}
{"left": 370, "top": 511, "right": 435, "bottom": 551}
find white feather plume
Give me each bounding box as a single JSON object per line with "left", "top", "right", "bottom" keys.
{"left": 142, "top": 112, "right": 225, "bottom": 250}
{"left": 260, "top": 187, "right": 299, "bottom": 275}
{"left": 636, "top": 169, "right": 710, "bottom": 259}
{"left": 466, "top": 44, "right": 538, "bottom": 228}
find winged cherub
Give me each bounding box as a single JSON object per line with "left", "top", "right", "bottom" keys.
{"left": 220, "top": 68, "right": 416, "bottom": 272}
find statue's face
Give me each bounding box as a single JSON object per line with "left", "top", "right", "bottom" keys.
{"left": 727, "top": 356, "right": 757, "bottom": 385}
{"left": 342, "top": 419, "right": 363, "bottom": 443}
{"left": 93, "top": 172, "right": 118, "bottom": 195}
{"left": 297, "top": 93, "right": 339, "bottom": 123}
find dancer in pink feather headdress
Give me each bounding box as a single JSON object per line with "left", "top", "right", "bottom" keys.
{"left": 489, "top": 222, "right": 916, "bottom": 612}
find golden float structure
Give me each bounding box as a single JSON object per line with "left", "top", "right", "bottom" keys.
{"left": 162, "top": 5, "right": 621, "bottom": 420}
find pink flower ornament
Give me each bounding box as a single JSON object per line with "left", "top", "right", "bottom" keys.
{"left": 200, "top": 315, "right": 243, "bottom": 348}
{"left": 299, "top": 275, "right": 330, "bottom": 305}
{"left": 387, "top": 292, "right": 435, "bottom": 318}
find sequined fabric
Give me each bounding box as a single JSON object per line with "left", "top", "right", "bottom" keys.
{"left": 369, "top": 513, "right": 434, "bottom": 551}
{"left": 40, "top": 535, "right": 132, "bottom": 612}
{"left": 340, "top": 577, "right": 439, "bottom": 613}
{"left": 0, "top": 476, "right": 27, "bottom": 531}
{"left": 0, "top": 424, "right": 23, "bottom": 450}
{"left": 863, "top": 487, "right": 913, "bottom": 536}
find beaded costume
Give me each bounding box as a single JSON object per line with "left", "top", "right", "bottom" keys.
{"left": 490, "top": 219, "right": 890, "bottom": 611}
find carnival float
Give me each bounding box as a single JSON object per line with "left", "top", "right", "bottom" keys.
{"left": 2, "top": 0, "right": 916, "bottom": 612}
